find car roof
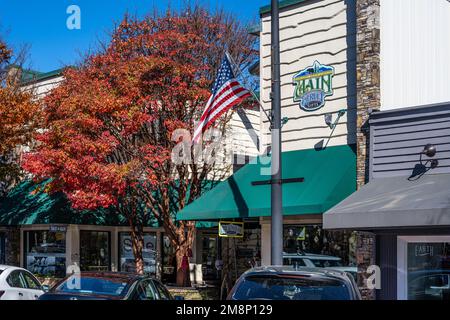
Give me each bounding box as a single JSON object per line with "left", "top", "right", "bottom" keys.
{"left": 0, "top": 265, "right": 26, "bottom": 272}
{"left": 283, "top": 253, "right": 342, "bottom": 260}
{"left": 0, "top": 265, "right": 10, "bottom": 271}
{"left": 64, "top": 271, "right": 150, "bottom": 282}
{"left": 241, "top": 266, "right": 350, "bottom": 280}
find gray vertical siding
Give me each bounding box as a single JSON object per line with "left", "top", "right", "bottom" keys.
{"left": 369, "top": 102, "right": 450, "bottom": 179}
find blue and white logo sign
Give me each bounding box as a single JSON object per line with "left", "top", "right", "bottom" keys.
{"left": 293, "top": 61, "right": 335, "bottom": 112}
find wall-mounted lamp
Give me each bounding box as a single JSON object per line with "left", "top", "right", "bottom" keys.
{"left": 421, "top": 144, "right": 439, "bottom": 168}
{"left": 324, "top": 109, "right": 347, "bottom": 130}
{"left": 422, "top": 144, "right": 437, "bottom": 158}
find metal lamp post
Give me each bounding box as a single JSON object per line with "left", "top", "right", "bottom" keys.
{"left": 270, "top": 0, "right": 283, "bottom": 266}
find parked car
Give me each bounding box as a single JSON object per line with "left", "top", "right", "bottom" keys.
{"left": 327, "top": 266, "right": 358, "bottom": 282}
{"left": 227, "top": 266, "right": 361, "bottom": 300}
{"left": 283, "top": 252, "right": 344, "bottom": 268}
{"left": 408, "top": 270, "right": 450, "bottom": 300}
{"left": 283, "top": 253, "right": 358, "bottom": 281}
{"left": 0, "top": 265, "right": 46, "bottom": 300}
{"left": 38, "top": 272, "right": 175, "bottom": 300}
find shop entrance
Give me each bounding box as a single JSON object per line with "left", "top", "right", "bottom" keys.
{"left": 202, "top": 234, "right": 220, "bottom": 281}
{"left": 80, "top": 231, "right": 111, "bottom": 272}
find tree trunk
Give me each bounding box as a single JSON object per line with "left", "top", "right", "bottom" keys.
{"left": 130, "top": 228, "right": 145, "bottom": 275}
{"left": 175, "top": 243, "right": 191, "bottom": 287}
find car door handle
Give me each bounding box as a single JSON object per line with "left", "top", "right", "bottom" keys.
{"left": 18, "top": 292, "right": 23, "bottom": 297}
{"left": 34, "top": 295, "right": 39, "bottom": 299}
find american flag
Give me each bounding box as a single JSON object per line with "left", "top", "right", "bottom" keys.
{"left": 193, "top": 55, "right": 251, "bottom": 143}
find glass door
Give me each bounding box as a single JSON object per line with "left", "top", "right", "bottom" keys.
{"left": 398, "top": 236, "right": 450, "bottom": 300}
{"left": 80, "top": 231, "right": 111, "bottom": 271}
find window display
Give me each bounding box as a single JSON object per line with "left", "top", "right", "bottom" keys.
{"left": 283, "top": 225, "right": 356, "bottom": 267}
{"left": 119, "top": 232, "right": 157, "bottom": 275}
{"left": 80, "top": 231, "right": 110, "bottom": 271}
{"left": 25, "top": 230, "right": 66, "bottom": 277}
{"left": 408, "top": 242, "right": 450, "bottom": 300}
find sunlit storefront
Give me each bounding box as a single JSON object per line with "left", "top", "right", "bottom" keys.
{"left": 0, "top": 180, "right": 177, "bottom": 280}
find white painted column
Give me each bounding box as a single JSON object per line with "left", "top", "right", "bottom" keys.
{"left": 261, "top": 222, "right": 271, "bottom": 266}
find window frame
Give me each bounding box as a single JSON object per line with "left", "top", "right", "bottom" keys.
{"left": 397, "top": 236, "right": 450, "bottom": 300}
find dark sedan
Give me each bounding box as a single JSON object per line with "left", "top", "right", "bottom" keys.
{"left": 227, "top": 266, "right": 361, "bottom": 300}
{"left": 39, "top": 272, "right": 174, "bottom": 300}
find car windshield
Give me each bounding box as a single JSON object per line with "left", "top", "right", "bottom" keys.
{"left": 55, "top": 276, "right": 130, "bottom": 297}
{"left": 233, "top": 275, "right": 352, "bottom": 300}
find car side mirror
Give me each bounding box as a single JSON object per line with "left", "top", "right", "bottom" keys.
{"left": 42, "top": 285, "right": 50, "bottom": 292}
{"left": 174, "top": 295, "right": 184, "bottom": 301}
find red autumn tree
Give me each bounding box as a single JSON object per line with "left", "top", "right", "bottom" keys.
{"left": 23, "top": 8, "right": 257, "bottom": 285}
{"left": 0, "top": 38, "right": 40, "bottom": 195}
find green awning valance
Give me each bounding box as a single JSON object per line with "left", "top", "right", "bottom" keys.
{"left": 177, "top": 145, "right": 356, "bottom": 221}
{"left": 0, "top": 180, "right": 159, "bottom": 227}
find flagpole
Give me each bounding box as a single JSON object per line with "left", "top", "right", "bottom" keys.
{"left": 270, "top": 0, "right": 283, "bottom": 266}
{"left": 225, "top": 52, "right": 273, "bottom": 126}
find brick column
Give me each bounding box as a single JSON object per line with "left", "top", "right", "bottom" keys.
{"left": 355, "top": 0, "right": 381, "bottom": 300}
{"left": 356, "top": 0, "right": 381, "bottom": 187}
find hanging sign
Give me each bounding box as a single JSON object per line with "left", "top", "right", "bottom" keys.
{"left": 293, "top": 61, "right": 335, "bottom": 112}
{"left": 49, "top": 225, "right": 67, "bottom": 233}
{"left": 296, "top": 227, "right": 306, "bottom": 241}
{"left": 218, "top": 221, "right": 244, "bottom": 238}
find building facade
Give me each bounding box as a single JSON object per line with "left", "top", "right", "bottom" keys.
{"left": 179, "top": 0, "right": 361, "bottom": 288}
{"left": 324, "top": 0, "right": 450, "bottom": 301}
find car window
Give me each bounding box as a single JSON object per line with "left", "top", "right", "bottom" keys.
{"left": 7, "top": 271, "right": 26, "bottom": 288}
{"left": 232, "top": 275, "right": 352, "bottom": 300}
{"left": 21, "top": 271, "right": 42, "bottom": 290}
{"left": 283, "top": 257, "right": 306, "bottom": 269}
{"left": 310, "top": 259, "right": 343, "bottom": 268}
{"left": 132, "top": 280, "right": 156, "bottom": 300}
{"left": 153, "top": 281, "right": 171, "bottom": 300}
{"left": 55, "top": 276, "right": 129, "bottom": 297}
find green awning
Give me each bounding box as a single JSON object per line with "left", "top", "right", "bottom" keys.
{"left": 177, "top": 145, "right": 356, "bottom": 221}
{"left": 0, "top": 180, "right": 159, "bottom": 227}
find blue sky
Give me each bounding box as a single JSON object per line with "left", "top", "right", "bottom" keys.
{"left": 0, "top": 0, "right": 263, "bottom": 72}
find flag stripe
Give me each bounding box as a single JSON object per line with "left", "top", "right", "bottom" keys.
{"left": 193, "top": 87, "right": 249, "bottom": 141}
{"left": 193, "top": 89, "right": 250, "bottom": 142}
{"left": 198, "top": 80, "right": 240, "bottom": 122}
{"left": 193, "top": 55, "right": 251, "bottom": 144}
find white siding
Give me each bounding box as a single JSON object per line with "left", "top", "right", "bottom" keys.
{"left": 380, "top": 0, "right": 450, "bottom": 110}
{"left": 22, "top": 75, "right": 64, "bottom": 98}
{"left": 260, "top": 0, "right": 357, "bottom": 152}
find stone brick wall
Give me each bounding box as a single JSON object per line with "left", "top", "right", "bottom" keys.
{"left": 356, "top": 0, "right": 381, "bottom": 188}
{"left": 356, "top": 231, "right": 376, "bottom": 300}
{"left": 355, "top": 0, "right": 380, "bottom": 300}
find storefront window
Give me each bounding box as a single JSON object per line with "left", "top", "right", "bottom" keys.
{"left": 119, "top": 232, "right": 157, "bottom": 275}
{"left": 161, "top": 235, "right": 176, "bottom": 284}
{"left": 202, "top": 235, "right": 218, "bottom": 280}
{"left": 0, "top": 232, "right": 5, "bottom": 264}
{"left": 407, "top": 242, "right": 450, "bottom": 300}
{"left": 80, "top": 231, "right": 110, "bottom": 272}
{"left": 283, "top": 225, "right": 356, "bottom": 267}
{"left": 25, "top": 230, "right": 66, "bottom": 277}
